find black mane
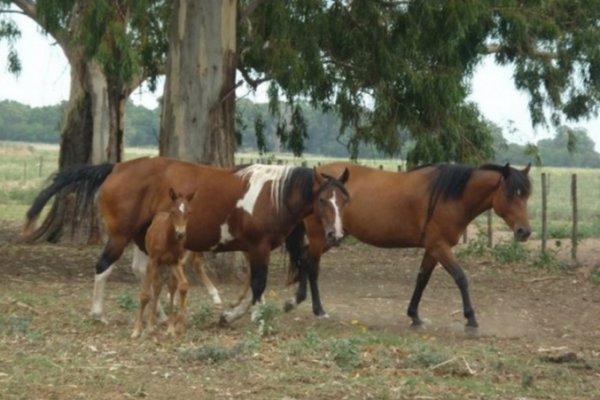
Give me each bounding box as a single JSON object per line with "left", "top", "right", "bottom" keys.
{"left": 420, "top": 163, "right": 531, "bottom": 242}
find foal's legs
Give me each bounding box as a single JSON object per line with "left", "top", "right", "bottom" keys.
{"left": 91, "top": 237, "right": 127, "bottom": 322}
{"left": 173, "top": 258, "right": 189, "bottom": 334}
{"left": 131, "top": 258, "right": 157, "bottom": 338}
{"left": 131, "top": 246, "right": 168, "bottom": 322}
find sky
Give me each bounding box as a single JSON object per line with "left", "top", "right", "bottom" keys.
{"left": 1, "top": 15, "right": 599, "bottom": 153}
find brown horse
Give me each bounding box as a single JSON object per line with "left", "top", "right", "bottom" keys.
{"left": 285, "top": 162, "right": 532, "bottom": 335}
{"left": 24, "top": 157, "right": 350, "bottom": 324}
{"left": 132, "top": 189, "right": 194, "bottom": 338}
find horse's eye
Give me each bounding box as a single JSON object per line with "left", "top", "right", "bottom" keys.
{"left": 319, "top": 198, "right": 328, "bottom": 206}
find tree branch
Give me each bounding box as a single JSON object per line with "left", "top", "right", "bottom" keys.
{"left": 239, "top": 67, "right": 270, "bottom": 90}
{"left": 485, "top": 43, "right": 556, "bottom": 60}
{"left": 238, "top": 0, "right": 266, "bottom": 24}
{"left": 11, "top": 0, "right": 36, "bottom": 20}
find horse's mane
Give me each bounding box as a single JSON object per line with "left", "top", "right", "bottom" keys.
{"left": 236, "top": 164, "right": 349, "bottom": 213}
{"left": 428, "top": 163, "right": 531, "bottom": 203}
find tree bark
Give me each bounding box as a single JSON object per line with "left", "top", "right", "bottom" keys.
{"left": 160, "top": 0, "right": 237, "bottom": 166}
{"left": 160, "top": 0, "right": 245, "bottom": 280}
{"left": 26, "top": 47, "right": 126, "bottom": 243}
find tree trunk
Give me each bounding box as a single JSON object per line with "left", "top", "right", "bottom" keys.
{"left": 27, "top": 53, "right": 125, "bottom": 244}
{"left": 160, "top": 0, "right": 245, "bottom": 281}
{"left": 160, "top": 0, "right": 237, "bottom": 166}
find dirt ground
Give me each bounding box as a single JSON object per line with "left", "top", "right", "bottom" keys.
{"left": 1, "top": 219, "right": 600, "bottom": 399}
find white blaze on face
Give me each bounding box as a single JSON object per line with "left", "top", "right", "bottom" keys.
{"left": 235, "top": 165, "right": 293, "bottom": 215}
{"left": 178, "top": 202, "right": 186, "bottom": 214}
{"left": 329, "top": 191, "right": 344, "bottom": 239}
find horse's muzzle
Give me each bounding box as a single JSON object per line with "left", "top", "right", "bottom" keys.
{"left": 174, "top": 229, "right": 186, "bottom": 241}
{"left": 325, "top": 231, "right": 344, "bottom": 247}
{"left": 514, "top": 227, "right": 531, "bottom": 242}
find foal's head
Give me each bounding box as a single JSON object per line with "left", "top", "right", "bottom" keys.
{"left": 168, "top": 188, "right": 195, "bottom": 241}
{"left": 489, "top": 163, "right": 532, "bottom": 242}
{"left": 313, "top": 168, "right": 350, "bottom": 246}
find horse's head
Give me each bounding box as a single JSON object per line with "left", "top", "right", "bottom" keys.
{"left": 312, "top": 167, "right": 350, "bottom": 247}
{"left": 491, "top": 163, "right": 532, "bottom": 242}
{"left": 168, "top": 188, "right": 195, "bottom": 241}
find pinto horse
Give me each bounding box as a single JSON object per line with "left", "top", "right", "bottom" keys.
{"left": 24, "top": 157, "right": 350, "bottom": 324}
{"left": 285, "top": 162, "right": 531, "bottom": 335}
{"left": 132, "top": 189, "right": 194, "bottom": 338}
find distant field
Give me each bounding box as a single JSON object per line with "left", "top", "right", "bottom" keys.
{"left": 1, "top": 141, "right": 599, "bottom": 239}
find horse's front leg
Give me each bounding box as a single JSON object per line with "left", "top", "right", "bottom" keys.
{"left": 407, "top": 251, "right": 437, "bottom": 329}
{"left": 131, "top": 246, "right": 168, "bottom": 323}
{"left": 220, "top": 248, "right": 269, "bottom": 326}
{"left": 283, "top": 249, "right": 309, "bottom": 313}
{"left": 434, "top": 246, "right": 479, "bottom": 336}
{"left": 132, "top": 259, "right": 156, "bottom": 339}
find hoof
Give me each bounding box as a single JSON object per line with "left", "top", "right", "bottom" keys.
{"left": 89, "top": 312, "right": 108, "bottom": 325}
{"left": 218, "top": 313, "right": 231, "bottom": 327}
{"left": 131, "top": 328, "right": 142, "bottom": 339}
{"left": 317, "top": 313, "right": 330, "bottom": 319}
{"left": 465, "top": 325, "right": 480, "bottom": 337}
{"left": 409, "top": 320, "right": 426, "bottom": 331}
{"left": 283, "top": 299, "right": 296, "bottom": 313}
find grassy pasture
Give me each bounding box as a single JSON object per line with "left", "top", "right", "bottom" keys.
{"left": 1, "top": 141, "right": 600, "bottom": 399}
{"left": 1, "top": 141, "right": 599, "bottom": 239}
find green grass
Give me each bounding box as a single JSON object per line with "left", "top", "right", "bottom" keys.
{"left": 1, "top": 141, "right": 599, "bottom": 240}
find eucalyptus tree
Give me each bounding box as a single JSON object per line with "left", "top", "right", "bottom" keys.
{"left": 232, "top": 0, "right": 600, "bottom": 165}
{"left": 5, "top": 0, "right": 168, "bottom": 242}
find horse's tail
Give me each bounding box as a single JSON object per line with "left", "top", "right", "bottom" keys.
{"left": 285, "top": 221, "right": 307, "bottom": 285}
{"left": 23, "top": 163, "right": 116, "bottom": 236}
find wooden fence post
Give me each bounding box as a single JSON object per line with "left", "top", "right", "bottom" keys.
{"left": 541, "top": 172, "right": 548, "bottom": 254}
{"left": 571, "top": 173, "right": 578, "bottom": 262}
{"left": 487, "top": 209, "right": 492, "bottom": 247}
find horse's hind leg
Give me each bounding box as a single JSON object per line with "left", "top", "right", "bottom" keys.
{"left": 407, "top": 252, "right": 437, "bottom": 329}
{"left": 191, "top": 252, "right": 222, "bottom": 305}
{"left": 91, "top": 237, "right": 127, "bottom": 322}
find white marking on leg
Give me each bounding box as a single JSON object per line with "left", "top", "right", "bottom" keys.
{"left": 208, "top": 286, "right": 223, "bottom": 305}
{"left": 329, "top": 192, "right": 344, "bottom": 240}
{"left": 91, "top": 264, "right": 115, "bottom": 321}
{"left": 221, "top": 290, "right": 253, "bottom": 324}
{"left": 130, "top": 246, "right": 148, "bottom": 280}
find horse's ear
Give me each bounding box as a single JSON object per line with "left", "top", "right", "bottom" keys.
{"left": 502, "top": 163, "right": 511, "bottom": 178}
{"left": 313, "top": 167, "right": 324, "bottom": 186}
{"left": 169, "top": 188, "right": 177, "bottom": 201}
{"left": 338, "top": 167, "right": 350, "bottom": 184}
{"left": 522, "top": 163, "right": 531, "bottom": 175}
{"left": 186, "top": 191, "right": 196, "bottom": 202}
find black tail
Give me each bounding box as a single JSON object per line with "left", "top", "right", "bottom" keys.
{"left": 285, "top": 222, "right": 308, "bottom": 285}
{"left": 24, "top": 163, "right": 116, "bottom": 233}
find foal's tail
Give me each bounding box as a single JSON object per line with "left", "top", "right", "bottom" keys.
{"left": 23, "top": 163, "right": 116, "bottom": 237}
{"left": 285, "top": 222, "right": 307, "bottom": 285}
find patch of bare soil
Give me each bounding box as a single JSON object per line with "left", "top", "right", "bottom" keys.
{"left": 1, "top": 221, "right": 599, "bottom": 399}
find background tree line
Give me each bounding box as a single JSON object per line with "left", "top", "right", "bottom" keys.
{"left": 1, "top": 98, "right": 599, "bottom": 168}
